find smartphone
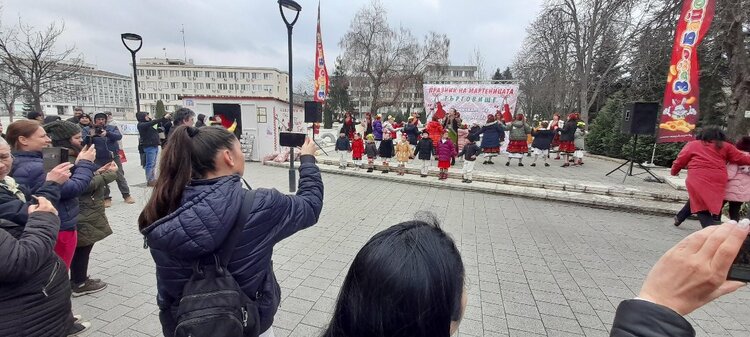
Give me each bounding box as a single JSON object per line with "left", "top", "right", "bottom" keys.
{"left": 728, "top": 234, "right": 750, "bottom": 282}
{"left": 279, "top": 132, "right": 306, "bottom": 148}
{"left": 42, "top": 147, "right": 69, "bottom": 172}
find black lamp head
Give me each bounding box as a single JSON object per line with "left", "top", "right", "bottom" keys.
{"left": 278, "top": 0, "right": 302, "bottom": 12}
{"left": 121, "top": 33, "right": 143, "bottom": 53}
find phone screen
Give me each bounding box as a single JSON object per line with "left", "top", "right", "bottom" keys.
{"left": 728, "top": 235, "right": 750, "bottom": 282}
{"left": 42, "top": 147, "right": 69, "bottom": 172}
{"left": 279, "top": 132, "right": 306, "bottom": 148}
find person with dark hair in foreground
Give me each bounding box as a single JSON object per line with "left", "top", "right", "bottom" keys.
{"left": 672, "top": 126, "right": 750, "bottom": 228}
{"left": 138, "top": 126, "right": 323, "bottom": 337}
{"left": 323, "top": 213, "right": 750, "bottom": 337}
{"left": 323, "top": 215, "right": 467, "bottom": 337}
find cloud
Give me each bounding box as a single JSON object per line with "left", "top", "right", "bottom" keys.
{"left": 1, "top": 0, "right": 544, "bottom": 86}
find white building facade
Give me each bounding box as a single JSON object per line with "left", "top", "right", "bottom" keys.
{"left": 136, "top": 58, "right": 289, "bottom": 114}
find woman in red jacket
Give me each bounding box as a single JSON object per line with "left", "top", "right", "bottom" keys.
{"left": 672, "top": 127, "right": 750, "bottom": 228}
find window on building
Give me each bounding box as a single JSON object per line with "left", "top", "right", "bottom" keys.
{"left": 171, "top": 82, "right": 179, "bottom": 89}
{"left": 263, "top": 85, "right": 273, "bottom": 92}
{"left": 229, "top": 84, "right": 235, "bottom": 90}
{"left": 217, "top": 72, "right": 227, "bottom": 78}
{"left": 194, "top": 71, "right": 202, "bottom": 78}
{"left": 195, "top": 83, "right": 204, "bottom": 90}
{"left": 138, "top": 70, "right": 145, "bottom": 76}
{"left": 183, "top": 82, "right": 191, "bottom": 89}
{"left": 252, "top": 73, "right": 259, "bottom": 80}
{"left": 240, "top": 84, "right": 247, "bottom": 91}
{"left": 264, "top": 73, "right": 271, "bottom": 80}
{"left": 257, "top": 107, "right": 267, "bottom": 123}
{"left": 218, "top": 84, "right": 227, "bottom": 90}
{"left": 181, "top": 71, "right": 190, "bottom": 77}
{"left": 228, "top": 72, "right": 237, "bottom": 79}
{"left": 205, "top": 83, "right": 212, "bottom": 90}
{"left": 205, "top": 71, "right": 212, "bottom": 78}
{"left": 147, "top": 70, "right": 157, "bottom": 76}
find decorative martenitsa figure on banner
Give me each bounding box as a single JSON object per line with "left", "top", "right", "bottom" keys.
{"left": 506, "top": 113, "right": 532, "bottom": 166}
{"left": 478, "top": 114, "right": 505, "bottom": 164}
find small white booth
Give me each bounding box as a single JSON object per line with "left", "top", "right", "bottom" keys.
{"left": 182, "top": 96, "right": 305, "bottom": 161}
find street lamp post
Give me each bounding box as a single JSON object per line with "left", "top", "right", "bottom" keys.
{"left": 121, "top": 33, "right": 143, "bottom": 114}
{"left": 278, "top": 0, "right": 301, "bottom": 193}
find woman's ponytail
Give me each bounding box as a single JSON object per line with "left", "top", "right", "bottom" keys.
{"left": 138, "top": 125, "right": 237, "bottom": 230}
{"left": 138, "top": 126, "right": 195, "bottom": 229}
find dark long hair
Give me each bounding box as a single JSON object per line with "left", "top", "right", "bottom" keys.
{"left": 138, "top": 125, "right": 236, "bottom": 230}
{"left": 695, "top": 126, "right": 726, "bottom": 149}
{"left": 322, "top": 217, "right": 465, "bottom": 337}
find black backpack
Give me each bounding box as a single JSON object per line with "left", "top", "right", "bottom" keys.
{"left": 174, "top": 189, "right": 260, "bottom": 337}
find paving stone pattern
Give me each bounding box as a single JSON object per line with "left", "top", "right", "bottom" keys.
{"left": 71, "top": 137, "right": 750, "bottom": 336}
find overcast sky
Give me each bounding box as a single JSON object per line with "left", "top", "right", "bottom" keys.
{"left": 1, "top": 0, "right": 544, "bottom": 90}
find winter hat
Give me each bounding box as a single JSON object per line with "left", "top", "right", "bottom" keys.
{"left": 366, "top": 134, "right": 375, "bottom": 141}
{"left": 43, "top": 121, "right": 81, "bottom": 142}
{"left": 43, "top": 115, "right": 61, "bottom": 125}
{"left": 27, "top": 111, "right": 43, "bottom": 120}
{"left": 577, "top": 121, "right": 586, "bottom": 128}
{"left": 94, "top": 112, "right": 107, "bottom": 121}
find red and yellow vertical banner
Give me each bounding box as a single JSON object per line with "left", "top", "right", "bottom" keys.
{"left": 313, "top": 1, "right": 329, "bottom": 103}
{"left": 658, "top": 0, "right": 715, "bottom": 143}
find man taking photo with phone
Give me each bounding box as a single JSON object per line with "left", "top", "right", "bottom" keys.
{"left": 82, "top": 113, "right": 133, "bottom": 206}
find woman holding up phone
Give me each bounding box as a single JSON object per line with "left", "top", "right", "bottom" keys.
{"left": 138, "top": 126, "right": 323, "bottom": 337}
{"left": 6, "top": 120, "right": 97, "bottom": 268}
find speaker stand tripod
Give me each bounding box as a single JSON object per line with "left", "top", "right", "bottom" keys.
{"left": 605, "top": 134, "right": 664, "bottom": 184}
{"left": 310, "top": 123, "right": 329, "bottom": 156}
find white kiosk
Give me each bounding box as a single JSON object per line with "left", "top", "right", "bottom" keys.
{"left": 182, "top": 96, "right": 305, "bottom": 161}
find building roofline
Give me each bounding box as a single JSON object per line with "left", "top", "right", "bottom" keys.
{"left": 180, "top": 95, "right": 302, "bottom": 107}
{"left": 136, "top": 59, "right": 288, "bottom": 75}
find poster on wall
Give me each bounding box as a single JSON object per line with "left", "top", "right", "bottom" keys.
{"left": 423, "top": 83, "right": 520, "bottom": 125}
{"left": 657, "top": 0, "right": 715, "bottom": 143}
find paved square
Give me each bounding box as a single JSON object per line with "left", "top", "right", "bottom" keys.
{"left": 72, "top": 136, "right": 750, "bottom": 336}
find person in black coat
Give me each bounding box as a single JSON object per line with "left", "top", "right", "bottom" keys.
{"left": 195, "top": 114, "right": 207, "bottom": 128}
{"left": 457, "top": 139, "right": 481, "bottom": 183}
{"left": 378, "top": 133, "right": 395, "bottom": 174}
{"left": 403, "top": 117, "right": 420, "bottom": 147}
{"left": 335, "top": 133, "right": 351, "bottom": 169}
{"left": 413, "top": 131, "right": 435, "bottom": 178}
{"left": 136, "top": 112, "right": 171, "bottom": 186}
{"left": 558, "top": 113, "right": 578, "bottom": 167}
{"left": 530, "top": 121, "right": 555, "bottom": 167}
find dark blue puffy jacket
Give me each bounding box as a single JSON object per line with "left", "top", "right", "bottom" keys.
{"left": 479, "top": 122, "right": 505, "bottom": 149}
{"left": 10, "top": 151, "right": 96, "bottom": 231}
{"left": 141, "top": 155, "right": 323, "bottom": 334}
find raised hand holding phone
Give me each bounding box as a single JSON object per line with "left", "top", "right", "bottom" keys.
{"left": 638, "top": 220, "right": 749, "bottom": 315}
{"left": 45, "top": 163, "right": 73, "bottom": 184}
{"left": 76, "top": 145, "right": 96, "bottom": 163}
{"left": 300, "top": 137, "right": 317, "bottom": 156}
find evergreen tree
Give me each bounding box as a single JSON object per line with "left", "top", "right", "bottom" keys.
{"left": 21, "top": 93, "right": 34, "bottom": 113}
{"left": 501, "top": 67, "right": 513, "bottom": 80}
{"left": 492, "top": 68, "right": 503, "bottom": 81}
{"left": 155, "top": 100, "right": 166, "bottom": 119}
{"left": 327, "top": 58, "right": 354, "bottom": 120}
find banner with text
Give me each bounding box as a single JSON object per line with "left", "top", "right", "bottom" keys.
{"left": 423, "top": 83, "right": 520, "bottom": 125}
{"left": 657, "top": 0, "right": 715, "bottom": 143}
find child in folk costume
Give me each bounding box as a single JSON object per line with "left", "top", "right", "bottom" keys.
{"left": 558, "top": 113, "right": 579, "bottom": 167}
{"left": 458, "top": 137, "right": 481, "bottom": 183}
{"left": 335, "top": 132, "right": 351, "bottom": 169}
{"left": 550, "top": 113, "right": 563, "bottom": 159}
{"left": 365, "top": 134, "right": 378, "bottom": 173}
{"left": 414, "top": 131, "right": 435, "bottom": 178}
{"left": 724, "top": 136, "right": 750, "bottom": 221}
{"left": 506, "top": 114, "right": 532, "bottom": 166}
{"left": 478, "top": 114, "right": 505, "bottom": 164}
{"left": 378, "top": 132, "right": 395, "bottom": 174}
{"left": 573, "top": 122, "right": 587, "bottom": 166}
{"left": 530, "top": 121, "right": 555, "bottom": 167}
{"left": 383, "top": 115, "right": 399, "bottom": 140}
{"left": 457, "top": 123, "right": 470, "bottom": 155}
{"left": 436, "top": 131, "right": 457, "bottom": 180}
{"left": 395, "top": 134, "right": 412, "bottom": 176}
{"left": 425, "top": 115, "right": 444, "bottom": 150}
{"left": 373, "top": 114, "right": 384, "bottom": 147}
{"left": 351, "top": 133, "right": 365, "bottom": 170}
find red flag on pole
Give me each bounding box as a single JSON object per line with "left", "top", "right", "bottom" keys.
{"left": 657, "top": 0, "right": 715, "bottom": 143}
{"left": 314, "top": 1, "right": 329, "bottom": 103}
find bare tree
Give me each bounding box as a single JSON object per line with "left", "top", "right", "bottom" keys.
{"left": 339, "top": 0, "right": 449, "bottom": 114}
{"left": 469, "top": 47, "right": 486, "bottom": 80}
{"left": 0, "top": 68, "right": 21, "bottom": 120}
{"left": 0, "top": 18, "right": 83, "bottom": 114}
{"left": 718, "top": 0, "right": 750, "bottom": 138}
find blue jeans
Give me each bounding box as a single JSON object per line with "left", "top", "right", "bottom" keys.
{"left": 143, "top": 146, "right": 158, "bottom": 183}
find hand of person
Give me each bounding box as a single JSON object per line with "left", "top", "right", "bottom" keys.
{"left": 45, "top": 163, "right": 73, "bottom": 184}
{"left": 300, "top": 137, "right": 317, "bottom": 156}
{"left": 100, "top": 130, "right": 107, "bottom": 138}
{"left": 164, "top": 113, "right": 172, "bottom": 120}
{"left": 28, "top": 196, "right": 57, "bottom": 216}
{"left": 96, "top": 162, "right": 116, "bottom": 174}
{"left": 76, "top": 145, "right": 96, "bottom": 163}
{"left": 638, "top": 220, "right": 750, "bottom": 315}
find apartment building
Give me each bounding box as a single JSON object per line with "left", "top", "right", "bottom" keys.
{"left": 135, "top": 58, "right": 289, "bottom": 114}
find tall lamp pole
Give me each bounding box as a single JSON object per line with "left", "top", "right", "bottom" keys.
{"left": 121, "top": 33, "right": 143, "bottom": 114}
{"left": 279, "top": 0, "right": 301, "bottom": 193}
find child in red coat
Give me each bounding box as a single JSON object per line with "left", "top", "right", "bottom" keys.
{"left": 351, "top": 133, "right": 365, "bottom": 170}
